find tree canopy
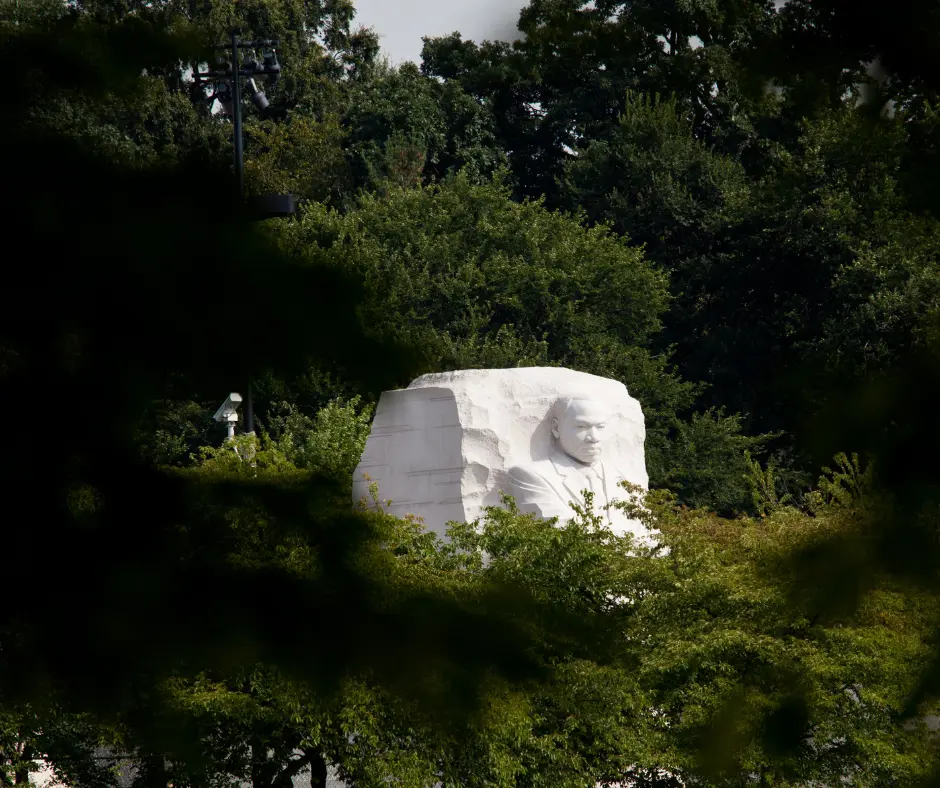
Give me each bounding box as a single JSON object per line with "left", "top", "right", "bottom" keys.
{"left": 4, "top": 0, "right": 940, "bottom": 785}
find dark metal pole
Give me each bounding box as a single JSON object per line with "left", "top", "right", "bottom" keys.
{"left": 229, "top": 30, "right": 254, "bottom": 434}
{"left": 230, "top": 29, "right": 244, "bottom": 199}
{"left": 245, "top": 381, "right": 254, "bottom": 434}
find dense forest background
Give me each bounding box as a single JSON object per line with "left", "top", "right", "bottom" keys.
{"left": 3, "top": 0, "right": 940, "bottom": 786}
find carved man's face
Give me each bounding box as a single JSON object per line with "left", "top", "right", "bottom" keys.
{"left": 552, "top": 399, "right": 610, "bottom": 465}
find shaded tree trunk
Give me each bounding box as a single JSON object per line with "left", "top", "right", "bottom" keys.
{"left": 308, "top": 751, "right": 328, "bottom": 788}
{"left": 272, "top": 750, "right": 315, "bottom": 788}
{"left": 136, "top": 755, "right": 170, "bottom": 788}
{"left": 13, "top": 744, "right": 32, "bottom": 786}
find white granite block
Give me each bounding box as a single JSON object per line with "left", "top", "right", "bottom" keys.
{"left": 353, "top": 367, "right": 651, "bottom": 543}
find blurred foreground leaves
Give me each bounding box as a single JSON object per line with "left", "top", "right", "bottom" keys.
{"left": 5, "top": 1, "right": 940, "bottom": 785}
{"left": 0, "top": 5, "right": 557, "bottom": 763}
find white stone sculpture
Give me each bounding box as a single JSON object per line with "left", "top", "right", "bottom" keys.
{"left": 507, "top": 396, "right": 634, "bottom": 526}
{"left": 352, "top": 367, "right": 651, "bottom": 544}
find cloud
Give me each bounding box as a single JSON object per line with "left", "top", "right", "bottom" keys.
{"left": 354, "top": 0, "right": 528, "bottom": 65}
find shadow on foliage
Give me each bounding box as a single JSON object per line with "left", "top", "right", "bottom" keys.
{"left": 691, "top": 337, "right": 940, "bottom": 773}
{"left": 685, "top": 328, "right": 940, "bottom": 776}
{"left": 0, "top": 10, "right": 558, "bottom": 761}
{"left": 797, "top": 339, "right": 940, "bottom": 598}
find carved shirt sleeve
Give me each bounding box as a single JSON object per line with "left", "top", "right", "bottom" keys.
{"left": 508, "top": 465, "right": 554, "bottom": 497}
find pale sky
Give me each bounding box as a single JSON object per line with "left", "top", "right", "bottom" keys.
{"left": 352, "top": 0, "right": 789, "bottom": 67}
{"left": 352, "top": 0, "right": 529, "bottom": 65}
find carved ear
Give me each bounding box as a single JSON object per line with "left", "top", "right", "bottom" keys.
{"left": 551, "top": 417, "right": 560, "bottom": 438}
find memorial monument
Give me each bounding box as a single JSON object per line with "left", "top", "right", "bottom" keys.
{"left": 507, "top": 395, "right": 634, "bottom": 525}
{"left": 352, "top": 367, "right": 652, "bottom": 543}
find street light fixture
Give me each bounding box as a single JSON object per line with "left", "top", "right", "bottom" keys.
{"left": 246, "top": 78, "right": 269, "bottom": 111}
{"left": 213, "top": 393, "right": 243, "bottom": 440}
{"left": 193, "top": 31, "right": 285, "bottom": 204}
{"left": 193, "top": 31, "right": 294, "bottom": 434}
{"left": 209, "top": 79, "right": 234, "bottom": 117}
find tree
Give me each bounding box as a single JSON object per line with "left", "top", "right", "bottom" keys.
{"left": 7, "top": 0, "right": 389, "bottom": 212}
{"left": 342, "top": 61, "right": 507, "bottom": 194}
{"left": 417, "top": 0, "right": 940, "bottom": 467}
{"left": 88, "top": 436, "right": 548, "bottom": 788}
{"left": 676, "top": 105, "right": 939, "bottom": 444}
{"left": 81, "top": 428, "right": 940, "bottom": 787}
{"left": 279, "top": 173, "right": 768, "bottom": 512}
{"left": 419, "top": 33, "right": 547, "bottom": 201}
{"left": 429, "top": 475, "right": 940, "bottom": 786}
{"left": 71, "top": 0, "right": 382, "bottom": 116}
{"left": 421, "top": 1, "right": 779, "bottom": 202}
{"left": 750, "top": 0, "right": 940, "bottom": 125}
{"left": 244, "top": 113, "right": 352, "bottom": 204}
{"left": 634, "top": 487, "right": 939, "bottom": 786}
{"left": 119, "top": 436, "right": 448, "bottom": 788}
{"left": 0, "top": 706, "right": 121, "bottom": 787}
{"left": 560, "top": 87, "right": 940, "bottom": 501}
{"left": 0, "top": 11, "right": 555, "bottom": 782}
{"left": 561, "top": 91, "right": 750, "bottom": 279}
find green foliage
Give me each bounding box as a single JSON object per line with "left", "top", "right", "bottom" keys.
{"left": 316, "top": 174, "right": 667, "bottom": 351}
{"left": 422, "top": 0, "right": 777, "bottom": 201}
{"left": 28, "top": 76, "right": 230, "bottom": 168}
{"left": 264, "top": 396, "right": 375, "bottom": 484}
{"left": 399, "top": 489, "right": 940, "bottom": 786}
{"left": 566, "top": 86, "right": 940, "bottom": 457}
{"left": 6, "top": 0, "right": 390, "bottom": 192}
{"left": 285, "top": 172, "right": 761, "bottom": 511}
{"left": 102, "top": 477, "right": 940, "bottom": 787}
{"left": 562, "top": 90, "right": 751, "bottom": 267}
{"left": 658, "top": 409, "right": 770, "bottom": 515}
{"left": 154, "top": 407, "right": 937, "bottom": 785}
{"left": 690, "top": 107, "right": 940, "bottom": 439}
{"left": 0, "top": 706, "right": 120, "bottom": 788}
{"left": 757, "top": 0, "right": 940, "bottom": 126}
{"left": 744, "top": 451, "right": 794, "bottom": 516}
{"left": 192, "top": 432, "right": 302, "bottom": 478}
{"left": 806, "top": 452, "right": 874, "bottom": 513}
{"left": 421, "top": 2, "right": 940, "bottom": 498}
{"left": 0, "top": 10, "right": 551, "bottom": 787}
{"left": 634, "top": 494, "right": 940, "bottom": 786}
{"left": 10, "top": 0, "right": 940, "bottom": 783}
{"left": 72, "top": 0, "right": 382, "bottom": 112}
{"left": 244, "top": 113, "right": 352, "bottom": 204}
{"left": 342, "top": 61, "right": 507, "bottom": 193}
{"left": 137, "top": 399, "right": 219, "bottom": 467}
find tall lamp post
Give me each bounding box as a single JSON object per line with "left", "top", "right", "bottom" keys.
{"left": 194, "top": 31, "right": 290, "bottom": 203}
{"left": 194, "top": 31, "right": 295, "bottom": 434}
